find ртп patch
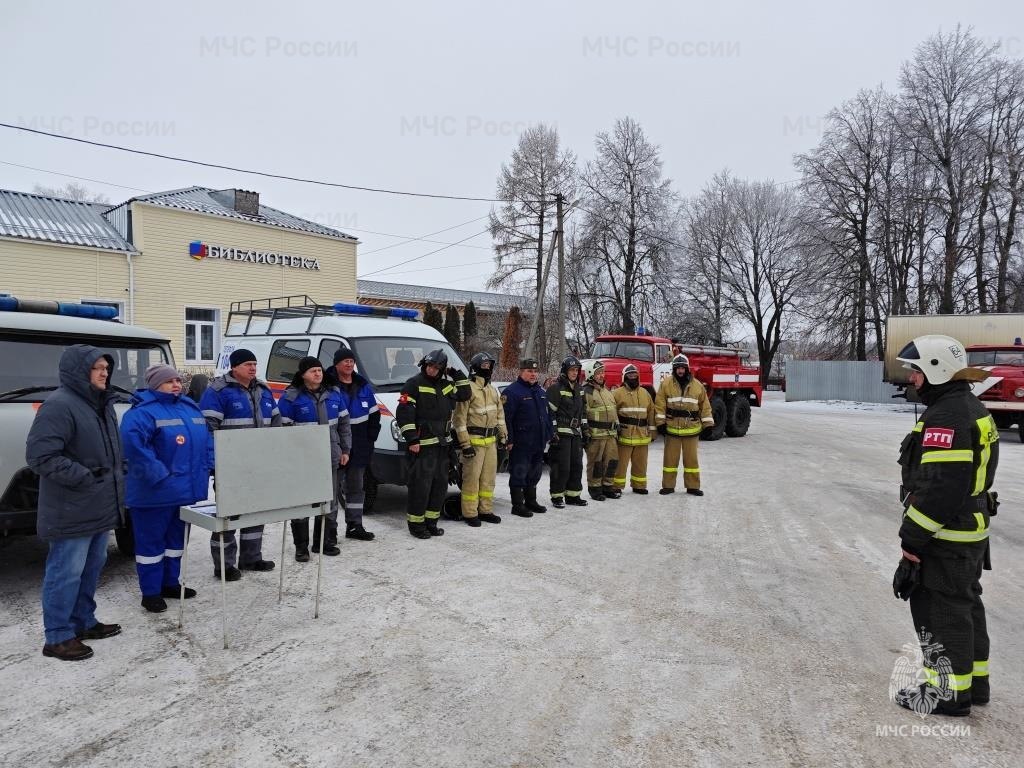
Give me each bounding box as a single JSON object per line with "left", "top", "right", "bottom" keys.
{"left": 922, "top": 427, "right": 955, "bottom": 448}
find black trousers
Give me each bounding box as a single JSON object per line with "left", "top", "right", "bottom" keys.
{"left": 549, "top": 434, "right": 583, "bottom": 499}
{"left": 508, "top": 441, "right": 544, "bottom": 489}
{"left": 291, "top": 467, "right": 340, "bottom": 549}
{"left": 909, "top": 551, "right": 989, "bottom": 703}
{"left": 406, "top": 445, "right": 449, "bottom": 524}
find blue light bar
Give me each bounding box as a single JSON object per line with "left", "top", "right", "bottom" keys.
{"left": 390, "top": 308, "right": 419, "bottom": 319}
{"left": 0, "top": 297, "right": 118, "bottom": 320}
{"left": 333, "top": 302, "right": 374, "bottom": 315}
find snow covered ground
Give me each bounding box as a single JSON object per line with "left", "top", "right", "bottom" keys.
{"left": 1, "top": 391, "right": 1021, "bottom": 767}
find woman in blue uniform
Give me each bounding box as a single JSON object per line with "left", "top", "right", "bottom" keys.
{"left": 121, "top": 365, "right": 212, "bottom": 613}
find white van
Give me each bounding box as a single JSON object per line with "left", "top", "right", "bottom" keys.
{"left": 215, "top": 296, "right": 466, "bottom": 509}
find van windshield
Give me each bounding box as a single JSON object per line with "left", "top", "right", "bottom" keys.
{"left": 347, "top": 337, "right": 464, "bottom": 393}
{"left": 0, "top": 336, "right": 171, "bottom": 402}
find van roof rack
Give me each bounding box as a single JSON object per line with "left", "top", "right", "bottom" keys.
{"left": 227, "top": 295, "right": 418, "bottom": 335}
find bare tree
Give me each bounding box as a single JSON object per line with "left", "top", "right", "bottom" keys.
{"left": 722, "top": 180, "right": 818, "bottom": 386}
{"left": 487, "top": 124, "right": 576, "bottom": 368}
{"left": 32, "top": 182, "right": 110, "bottom": 205}
{"left": 577, "top": 117, "right": 681, "bottom": 334}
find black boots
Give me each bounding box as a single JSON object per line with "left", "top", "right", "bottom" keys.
{"left": 565, "top": 495, "right": 588, "bottom": 506}
{"left": 659, "top": 488, "right": 675, "bottom": 495}
{"left": 588, "top": 486, "right": 606, "bottom": 501}
{"left": 346, "top": 524, "right": 375, "bottom": 541}
{"left": 213, "top": 565, "right": 242, "bottom": 581}
{"left": 551, "top": 496, "right": 566, "bottom": 509}
{"left": 479, "top": 513, "right": 502, "bottom": 523}
{"left": 408, "top": 521, "right": 431, "bottom": 539}
{"left": 141, "top": 595, "right": 167, "bottom": 613}
{"left": 425, "top": 519, "right": 445, "bottom": 537}
{"left": 464, "top": 516, "right": 482, "bottom": 527}
{"left": 524, "top": 488, "right": 547, "bottom": 513}
{"left": 161, "top": 585, "right": 196, "bottom": 599}
{"left": 632, "top": 488, "right": 649, "bottom": 495}
{"left": 603, "top": 487, "right": 622, "bottom": 499}
{"left": 686, "top": 488, "right": 704, "bottom": 496}
{"left": 510, "top": 487, "right": 533, "bottom": 517}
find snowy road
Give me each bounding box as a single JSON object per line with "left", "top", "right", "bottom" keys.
{"left": 1, "top": 392, "right": 1021, "bottom": 767}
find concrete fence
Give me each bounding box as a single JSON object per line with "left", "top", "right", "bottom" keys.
{"left": 785, "top": 360, "right": 901, "bottom": 404}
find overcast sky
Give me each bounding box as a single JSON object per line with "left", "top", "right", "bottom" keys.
{"left": 2, "top": 1, "right": 1021, "bottom": 295}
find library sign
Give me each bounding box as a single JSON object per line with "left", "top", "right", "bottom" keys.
{"left": 188, "top": 241, "right": 321, "bottom": 271}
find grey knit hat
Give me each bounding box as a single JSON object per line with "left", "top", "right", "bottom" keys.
{"left": 145, "top": 363, "right": 181, "bottom": 390}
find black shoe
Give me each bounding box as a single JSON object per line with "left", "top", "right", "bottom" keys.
{"left": 161, "top": 585, "right": 197, "bottom": 599}
{"left": 565, "top": 496, "right": 588, "bottom": 506}
{"left": 479, "top": 513, "right": 502, "bottom": 524}
{"left": 79, "top": 621, "right": 122, "bottom": 640}
{"left": 894, "top": 685, "right": 971, "bottom": 717}
{"left": 659, "top": 488, "right": 675, "bottom": 495}
{"left": 511, "top": 507, "right": 533, "bottom": 517}
{"left": 311, "top": 544, "right": 341, "bottom": 556}
{"left": 425, "top": 522, "right": 445, "bottom": 537}
{"left": 345, "top": 525, "right": 375, "bottom": 541}
{"left": 408, "top": 522, "right": 431, "bottom": 539}
{"left": 588, "top": 488, "right": 606, "bottom": 501}
{"left": 295, "top": 549, "right": 310, "bottom": 563}
{"left": 213, "top": 566, "right": 242, "bottom": 581}
{"left": 686, "top": 488, "right": 704, "bottom": 496}
{"left": 551, "top": 498, "right": 566, "bottom": 509}
{"left": 632, "top": 488, "right": 649, "bottom": 495}
{"left": 141, "top": 595, "right": 168, "bottom": 613}
{"left": 42, "top": 638, "right": 93, "bottom": 661}
{"left": 239, "top": 560, "right": 276, "bottom": 571}
{"left": 465, "top": 516, "right": 482, "bottom": 527}
{"left": 524, "top": 489, "right": 547, "bottom": 513}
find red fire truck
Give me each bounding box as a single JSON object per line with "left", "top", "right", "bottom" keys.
{"left": 583, "top": 332, "right": 762, "bottom": 440}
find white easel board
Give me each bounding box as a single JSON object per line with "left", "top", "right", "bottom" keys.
{"left": 211, "top": 425, "right": 333, "bottom": 518}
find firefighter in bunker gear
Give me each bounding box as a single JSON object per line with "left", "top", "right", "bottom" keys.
{"left": 395, "top": 349, "right": 471, "bottom": 539}
{"left": 892, "top": 334, "right": 999, "bottom": 716}
{"left": 582, "top": 360, "right": 620, "bottom": 500}
{"left": 613, "top": 363, "right": 657, "bottom": 494}
{"left": 547, "top": 355, "right": 587, "bottom": 508}
{"left": 199, "top": 348, "right": 281, "bottom": 578}
{"left": 655, "top": 354, "right": 713, "bottom": 496}
{"left": 502, "top": 358, "right": 552, "bottom": 517}
{"left": 453, "top": 352, "right": 507, "bottom": 526}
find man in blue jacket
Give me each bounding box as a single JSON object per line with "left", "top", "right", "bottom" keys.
{"left": 326, "top": 346, "right": 378, "bottom": 540}
{"left": 26, "top": 345, "right": 125, "bottom": 661}
{"left": 199, "top": 348, "right": 281, "bottom": 579}
{"left": 502, "top": 358, "right": 553, "bottom": 518}
{"left": 121, "top": 364, "right": 212, "bottom": 613}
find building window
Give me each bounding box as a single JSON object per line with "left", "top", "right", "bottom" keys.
{"left": 81, "top": 298, "right": 124, "bottom": 319}
{"left": 185, "top": 307, "right": 219, "bottom": 365}
{"left": 267, "top": 339, "right": 311, "bottom": 382}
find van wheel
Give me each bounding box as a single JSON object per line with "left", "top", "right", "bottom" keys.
{"left": 363, "top": 467, "right": 378, "bottom": 514}
{"left": 114, "top": 516, "right": 134, "bottom": 557}
{"left": 700, "top": 396, "right": 727, "bottom": 441}
{"left": 1019, "top": 420, "right": 1024, "bottom": 444}
{"left": 725, "top": 396, "right": 751, "bottom": 437}
{"left": 443, "top": 493, "right": 463, "bottom": 520}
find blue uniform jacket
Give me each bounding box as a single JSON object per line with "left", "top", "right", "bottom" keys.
{"left": 121, "top": 389, "right": 212, "bottom": 508}
{"left": 326, "top": 368, "right": 380, "bottom": 468}
{"left": 278, "top": 385, "right": 352, "bottom": 466}
{"left": 502, "top": 377, "right": 553, "bottom": 445}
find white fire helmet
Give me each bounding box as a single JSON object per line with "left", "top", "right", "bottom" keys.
{"left": 896, "top": 334, "right": 968, "bottom": 385}
{"left": 583, "top": 359, "right": 605, "bottom": 381}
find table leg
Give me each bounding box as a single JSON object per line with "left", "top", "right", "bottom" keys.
{"left": 177, "top": 521, "right": 189, "bottom": 629}
{"left": 219, "top": 531, "right": 228, "bottom": 650}
{"left": 315, "top": 503, "right": 325, "bottom": 619}
{"left": 278, "top": 519, "right": 286, "bottom": 604}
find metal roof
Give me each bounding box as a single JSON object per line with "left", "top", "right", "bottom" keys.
{"left": 357, "top": 279, "right": 526, "bottom": 312}
{"left": 126, "top": 187, "right": 357, "bottom": 241}
{"left": 0, "top": 189, "right": 136, "bottom": 252}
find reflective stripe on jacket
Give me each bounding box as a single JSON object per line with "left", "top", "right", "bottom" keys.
{"left": 655, "top": 375, "right": 712, "bottom": 437}
{"left": 453, "top": 376, "right": 507, "bottom": 448}
{"left": 614, "top": 383, "right": 656, "bottom": 445}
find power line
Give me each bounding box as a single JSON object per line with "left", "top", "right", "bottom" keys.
{"left": 0, "top": 159, "right": 151, "bottom": 193}
{"left": 0, "top": 122, "right": 549, "bottom": 203}
{"left": 367, "top": 257, "right": 495, "bottom": 277}
{"left": 359, "top": 215, "right": 490, "bottom": 255}
{"left": 357, "top": 228, "right": 492, "bottom": 278}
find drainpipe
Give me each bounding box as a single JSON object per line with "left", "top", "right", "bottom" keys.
{"left": 126, "top": 252, "right": 136, "bottom": 324}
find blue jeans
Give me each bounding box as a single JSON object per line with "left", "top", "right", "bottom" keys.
{"left": 41, "top": 532, "right": 110, "bottom": 645}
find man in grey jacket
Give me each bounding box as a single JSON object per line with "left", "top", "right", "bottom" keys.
{"left": 26, "top": 345, "right": 125, "bottom": 661}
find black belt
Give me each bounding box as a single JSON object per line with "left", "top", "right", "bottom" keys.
{"left": 619, "top": 416, "right": 646, "bottom": 427}
{"left": 588, "top": 420, "right": 614, "bottom": 429}
{"left": 468, "top": 425, "right": 498, "bottom": 437}
{"left": 557, "top": 418, "right": 581, "bottom": 428}
{"left": 667, "top": 408, "right": 699, "bottom": 419}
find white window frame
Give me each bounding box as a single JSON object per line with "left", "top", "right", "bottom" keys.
{"left": 80, "top": 297, "right": 125, "bottom": 319}
{"left": 184, "top": 305, "right": 220, "bottom": 366}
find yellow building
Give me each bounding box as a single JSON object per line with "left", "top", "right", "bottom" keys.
{"left": 0, "top": 187, "right": 357, "bottom": 371}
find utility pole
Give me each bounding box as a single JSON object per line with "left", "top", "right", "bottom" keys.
{"left": 523, "top": 230, "right": 558, "bottom": 361}
{"left": 556, "top": 193, "right": 567, "bottom": 360}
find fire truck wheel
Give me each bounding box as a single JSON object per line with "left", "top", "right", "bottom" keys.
{"left": 725, "top": 396, "right": 751, "bottom": 437}
{"left": 1018, "top": 420, "right": 1024, "bottom": 444}
{"left": 701, "top": 396, "right": 727, "bottom": 441}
